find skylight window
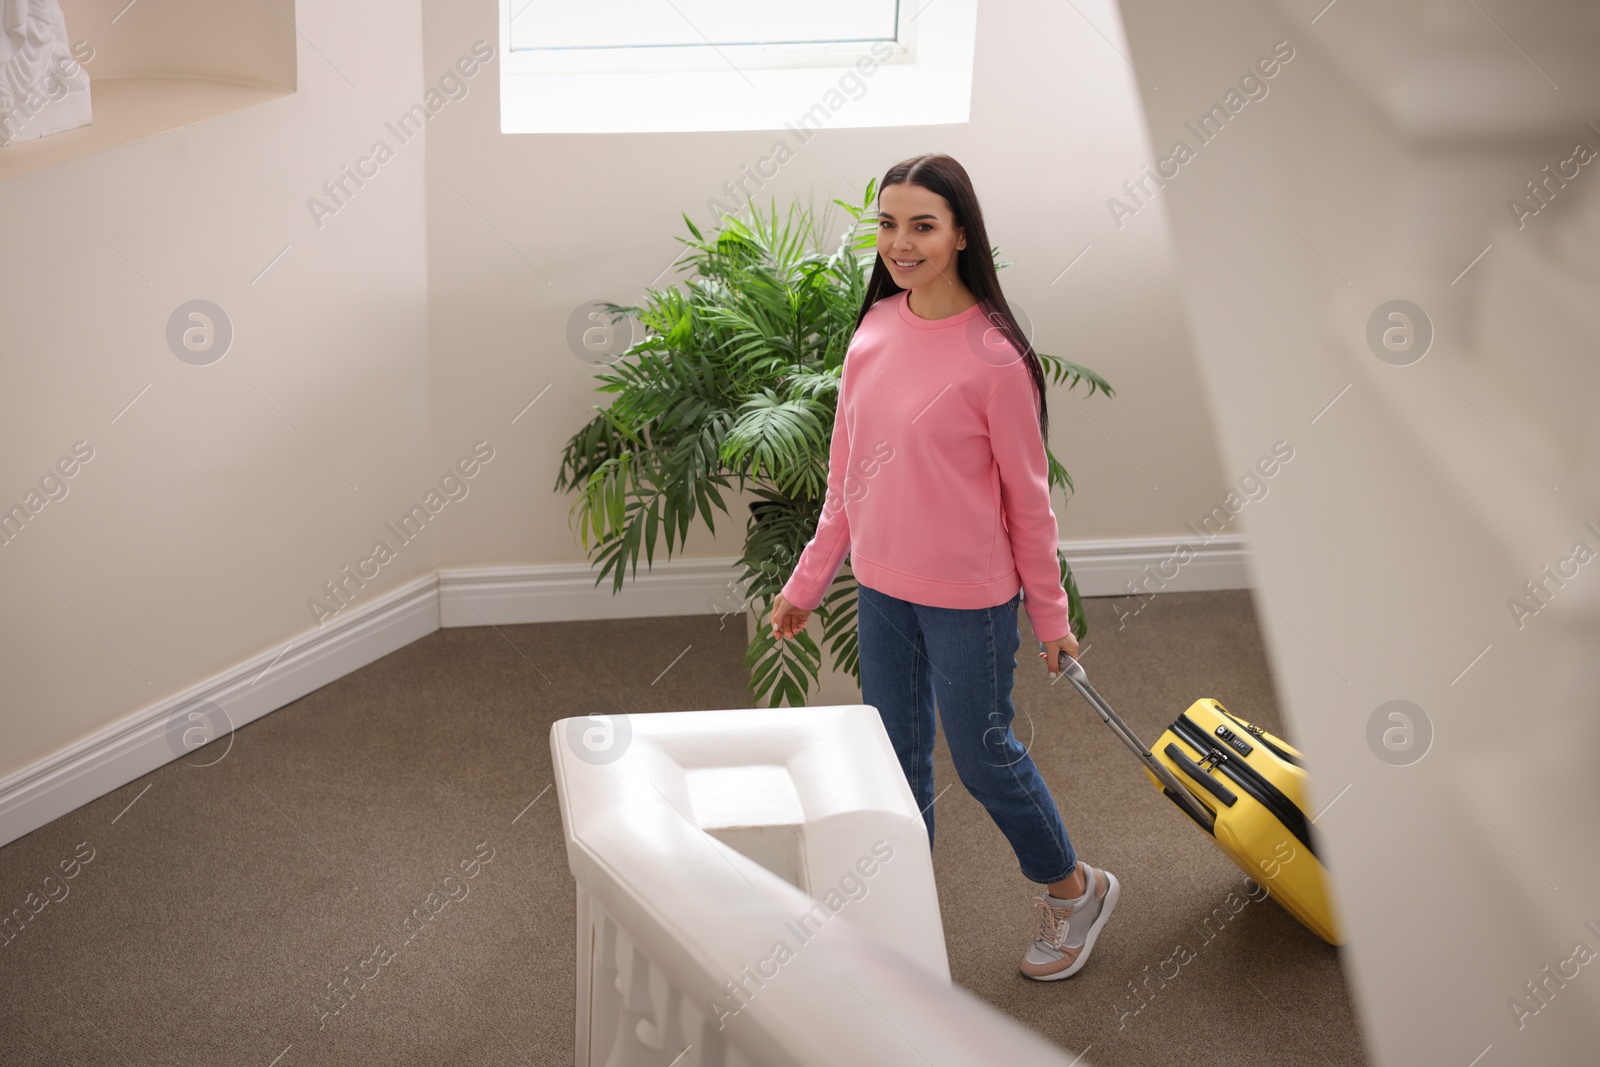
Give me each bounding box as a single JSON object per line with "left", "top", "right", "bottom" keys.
{"left": 498, "top": 0, "right": 977, "bottom": 133}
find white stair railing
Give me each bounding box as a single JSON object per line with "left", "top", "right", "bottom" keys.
{"left": 550, "top": 705, "right": 1089, "bottom": 1067}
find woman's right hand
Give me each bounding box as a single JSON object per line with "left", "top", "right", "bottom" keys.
{"left": 771, "top": 593, "right": 811, "bottom": 641}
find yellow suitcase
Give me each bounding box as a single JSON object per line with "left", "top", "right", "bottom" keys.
{"left": 1053, "top": 651, "right": 1343, "bottom": 945}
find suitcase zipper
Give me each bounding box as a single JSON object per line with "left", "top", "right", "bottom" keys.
{"left": 1163, "top": 743, "right": 1238, "bottom": 808}
{"left": 1171, "top": 715, "right": 1320, "bottom": 862}
{"left": 1215, "top": 706, "right": 1305, "bottom": 768}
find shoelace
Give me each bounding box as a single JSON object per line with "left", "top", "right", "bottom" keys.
{"left": 1032, "top": 894, "right": 1073, "bottom": 948}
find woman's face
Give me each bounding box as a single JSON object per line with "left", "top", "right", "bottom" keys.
{"left": 876, "top": 183, "right": 965, "bottom": 291}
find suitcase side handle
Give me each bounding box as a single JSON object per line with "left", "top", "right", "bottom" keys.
{"left": 1049, "top": 648, "right": 1218, "bottom": 834}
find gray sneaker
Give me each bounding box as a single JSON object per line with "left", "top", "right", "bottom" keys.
{"left": 1020, "top": 864, "right": 1120, "bottom": 981}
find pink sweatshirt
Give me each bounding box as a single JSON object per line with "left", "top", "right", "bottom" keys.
{"left": 780, "top": 289, "right": 1074, "bottom": 643}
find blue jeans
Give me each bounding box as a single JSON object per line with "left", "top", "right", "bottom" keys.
{"left": 855, "top": 581, "right": 1078, "bottom": 885}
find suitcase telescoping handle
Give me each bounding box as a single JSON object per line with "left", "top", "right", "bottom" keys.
{"left": 1047, "top": 646, "right": 1218, "bottom": 834}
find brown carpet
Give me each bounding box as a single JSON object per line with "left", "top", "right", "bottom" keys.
{"left": 0, "top": 589, "right": 1370, "bottom": 1066}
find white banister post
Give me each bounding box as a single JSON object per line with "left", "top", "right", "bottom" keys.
{"left": 552, "top": 704, "right": 1090, "bottom": 1067}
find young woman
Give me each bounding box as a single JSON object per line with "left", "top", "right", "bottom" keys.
{"left": 771, "top": 154, "right": 1119, "bottom": 981}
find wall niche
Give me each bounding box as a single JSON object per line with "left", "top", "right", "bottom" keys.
{"left": 1, "top": 0, "right": 296, "bottom": 181}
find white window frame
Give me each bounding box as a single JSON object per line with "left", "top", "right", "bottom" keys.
{"left": 497, "top": 0, "right": 978, "bottom": 134}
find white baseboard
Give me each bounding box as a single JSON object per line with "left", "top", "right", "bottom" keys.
{"left": 437, "top": 558, "right": 742, "bottom": 627}
{"left": 0, "top": 534, "right": 1247, "bottom": 848}
{"left": 436, "top": 534, "right": 1250, "bottom": 623}
{"left": 1062, "top": 534, "right": 1249, "bottom": 597}
{"left": 0, "top": 575, "right": 440, "bottom": 850}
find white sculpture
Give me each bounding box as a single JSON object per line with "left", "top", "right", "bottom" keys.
{"left": 0, "top": 0, "right": 91, "bottom": 148}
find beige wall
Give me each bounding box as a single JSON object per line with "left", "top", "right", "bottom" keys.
{"left": 420, "top": 0, "right": 1229, "bottom": 574}
{"left": 0, "top": 1, "right": 433, "bottom": 779}
{"left": 1, "top": 1, "right": 1229, "bottom": 794}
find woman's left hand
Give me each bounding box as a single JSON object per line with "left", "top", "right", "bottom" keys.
{"left": 1038, "top": 630, "right": 1081, "bottom": 678}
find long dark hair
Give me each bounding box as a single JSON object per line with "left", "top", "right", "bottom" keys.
{"left": 853, "top": 154, "right": 1050, "bottom": 447}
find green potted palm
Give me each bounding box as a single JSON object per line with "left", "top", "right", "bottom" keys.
{"left": 555, "top": 180, "right": 1112, "bottom": 707}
